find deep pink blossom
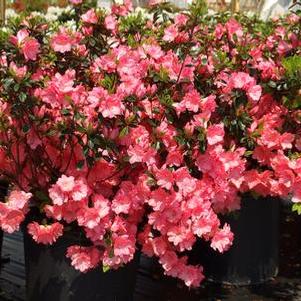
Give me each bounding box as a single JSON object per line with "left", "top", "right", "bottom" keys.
{"left": 28, "top": 222, "right": 64, "bottom": 245}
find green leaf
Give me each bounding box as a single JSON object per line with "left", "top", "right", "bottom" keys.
{"left": 88, "top": 140, "right": 94, "bottom": 149}
{"left": 267, "top": 81, "right": 277, "bottom": 88}
{"left": 18, "top": 92, "right": 27, "bottom": 103}
{"left": 244, "top": 150, "right": 253, "bottom": 157}
{"left": 61, "top": 108, "right": 71, "bottom": 116}
{"left": 13, "top": 84, "right": 20, "bottom": 92}
{"left": 189, "top": 0, "right": 208, "bottom": 18}
{"left": 102, "top": 265, "right": 110, "bottom": 273}
{"left": 76, "top": 160, "right": 85, "bottom": 170}
{"left": 22, "top": 124, "right": 30, "bottom": 133}
{"left": 292, "top": 203, "right": 301, "bottom": 215}
{"left": 45, "top": 129, "right": 57, "bottom": 137}
{"left": 119, "top": 126, "right": 129, "bottom": 138}
{"left": 3, "top": 78, "right": 14, "bottom": 90}
{"left": 282, "top": 55, "right": 301, "bottom": 77}
{"left": 159, "top": 90, "right": 173, "bottom": 107}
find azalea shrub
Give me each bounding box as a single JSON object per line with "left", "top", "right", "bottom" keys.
{"left": 0, "top": 0, "right": 300, "bottom": 287}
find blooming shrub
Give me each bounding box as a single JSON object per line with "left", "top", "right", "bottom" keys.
{"left": 0, "top": 0, "right": 300, "bottom": 287}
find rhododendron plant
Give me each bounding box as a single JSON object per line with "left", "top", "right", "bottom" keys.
{"left": 0, "top": 0, "right": 300, "bottom": 288}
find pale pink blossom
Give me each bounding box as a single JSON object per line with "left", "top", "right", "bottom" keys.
{"left": 67, "top": 245, "right": 102, "bottom": 272}
{"left": 81, "top": 9, "right": 98, "bottom": 24}
{"left": 163, "top": 25, "right": 178, "bottom": 42}
{"left": 210, "top": 224, "right": 234, "bottom": 253}
{"left": 104, "top": 15, "right": 117, "bottom": 32}
{"left": 207, "top": 124, "right": 225, "bottom": 145}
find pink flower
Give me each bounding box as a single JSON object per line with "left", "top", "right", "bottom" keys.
{"left": 280, "top": 133, "right": 294, "bottom": 150}
{"left": 225, "top": 19, "right": 243, "bottom": 42}
{"left": 0, "top": 190, "right": 32, "bottom": 233}
{"left": 174, "top": 14, "right": 189, "bottom": 26}
{"left": 0, "top": 53, "right": 7, "bottom": 67}
{"left": 287, "top": 13, "right": 300, "bottom": 24}
{"left": 155, "top": 168, "right": 174, "bottom": 190}
{"left": 11, "top": 29, "right": 40, "bottom": 61}
{"left": 178, "top": 265, "right": 205, "bottom": 287}
{"left": 163, "top": 25, "right": 178, "bottom": 42}
{"left": 192, "top": 210, "right": 220, "bottom": 238}
{"left": 22, "top": 38, "right": 40, "bottom": 61}
{"left": 180, "top": 89, "right": 201, "bottom": 113}
{"left": 7, "top": 190, "right": 32, "bottom": 211}
{"left": 99, "top": 95, "right": 124, "bottom": 118}
{"left": 9, "top": 62, "right": 27, "bottom": 79}
{"left": 207, "top": 124, "right": 224, "bottom": 145}
{"left": 71, "top": 178, "right": 90, "bottom": 201}
{"left": 292, "top": 178, "right": 301, "bottom": 203}
{"left": 143, "top": 44, "right": 164, "bottom": 60}
{"left": 67, "top": 245, "right": 102, "bottom": 272}
{"left": 81, "top": 9, "right": 98, "bottom": 24}
{"left": 77, "top": 207, "right": 101, "bottom": 229}
{"left": 2, "top": 7, "right": 300, "bottom": 289}
{"left": 259, "top": 128, "right": 281, "bottom": 150}
{"left": 57, "top": 175, "right": 76, "bottom": 192}
{"left": 147, "top": 188, "right": 169, "bottom": 211}
{"left": 210, "top": 224, "right": 234, "bottom": 253}
{"left": 104, "top": 15, "right": 117, "bottom": 32}
{"left": 112, "top": 194, "right": 132, "bottom": 214}
{"left": 112, "top": 181, "right": 142, "bottom": 214}
{"left": 69, "top": 0, "right": 82, "bottom": 4}
{"left": 11, "top": 29, "right": 29, "bottom": 45}
{"left": 243, "top": 170, "right": 272, "bottom": 196}
{"left": 201, "top": 95, "right": 216, "bottom": 113}
{"left": 166, "top": 150, "right": 183, "bottom": 167}
{"left": 127, "top": 144, "right": 156, "bottom": 165}
{"left": 149, "top": 0, "right": 162, "bottom": 5}
{"left": 230, "top": 72, "right": 255, "bottom": 90}
{"left": 113, "top": 235, "right": 135, "bottom": 261}
{"left": 247, "top": 85, "right": 262, "bottom": 102}
{"left": 49, "top": 176, "right": 89, "bottom": 206}
{"left": 214, "top": 23, "right": 225, "bottom": 39}
{"left": 151, "top": 237, "right": 168, "bottom": 256}
{"left": 277, "top": 41, "right": 292, "bottom": 56}
{"left": 0, "top": 206, "right": 25, "bottom": 233}
{"left": 27, "top": 222, "right": 64, "bottom": 245}
{"left": 159, "top": 250, "right": 178, "bottom": 272}
{"left": 174, "top": 167, "right": 196, "bottom": 196}
{"left": 93, "top": 194, "right": 110, "bottom": 218}
{"left": 51, "top": 31, "right": 74, "bottom": 53}
{"left": 167, "top": 226, "right": 196, "bottom": 251}
{"left": 49, "top": 185, "right": 68, "bottom": 206}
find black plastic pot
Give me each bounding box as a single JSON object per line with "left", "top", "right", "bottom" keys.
{"left": 191, "top": 195, "right": 280, "bottom": 285}
{"left": 23, "top": 230, "right": 139, "bottom": 301}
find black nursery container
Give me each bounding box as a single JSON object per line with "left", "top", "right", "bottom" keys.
{"left": 23, "top": 230, "right": 139, "bottom": 301}
{"left": 194, "top": 195, "right": 280, "bottom": 285}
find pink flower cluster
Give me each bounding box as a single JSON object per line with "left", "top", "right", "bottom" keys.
{"left": 10, "top": 29, "right": 40, "bottom": 61}
{"left": 0, "top": 191, "right": 32, "bottom": 233}
{"left": 0, "top": 0, "right": 300, "bottom": 287}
